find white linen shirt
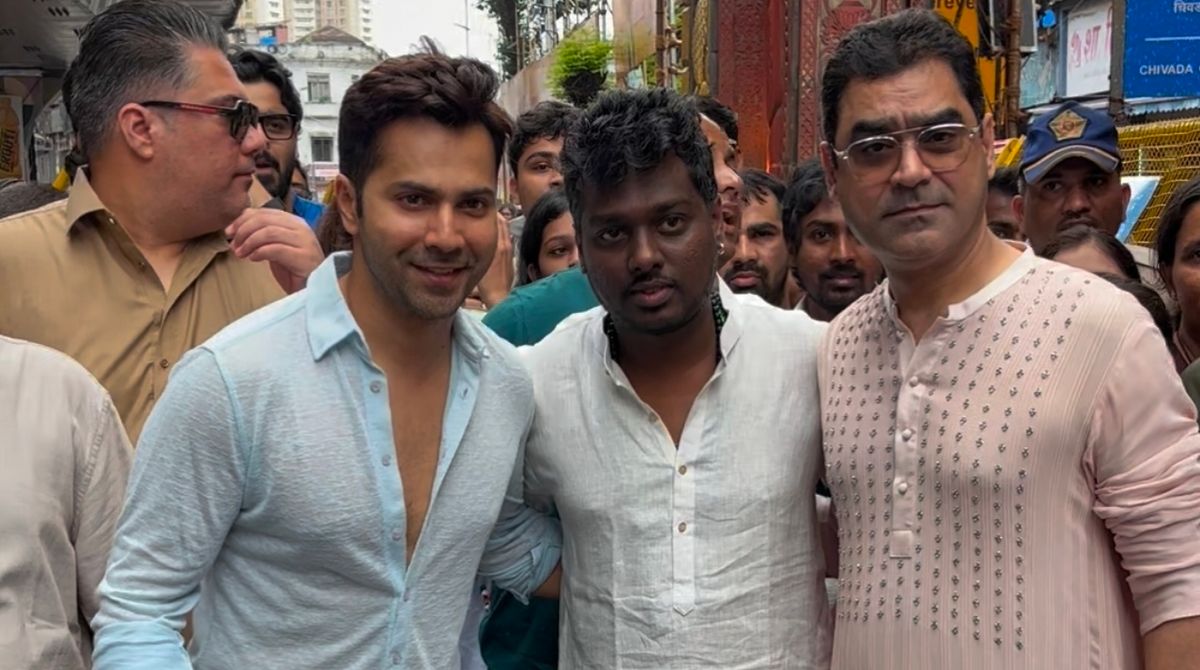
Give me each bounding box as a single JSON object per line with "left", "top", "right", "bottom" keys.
{"left": 521, "top": 282, "right": 833, "bottom": 669}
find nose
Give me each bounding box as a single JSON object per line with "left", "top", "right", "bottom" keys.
{"left": 732, "top": 229, "right": 756, "bottom": 263}
{"left": 1063, "top": 184, "right": 1091, "bottom": 215}
{"left": 549, "top": 169, "right": 564, "bottom": 189}
{"left": 424, "top": 203, "right": 466, "bottom": 253}
{"left": 566, "top": 247, "right": 580, "bottom": 268}
{"left": 717, "top": 163, "right": 743, "bottom": 199}
{"left": 830, "top": 231, "right": 855, "bottom": 263}
{"left": 628, "top": 226, "right": 663, "bottom": 274}
{"left": 242, "top": 123, "right": 267, "bottom": 155}
{"left": 889, "top": 139, "right": 933, "bottom": 189}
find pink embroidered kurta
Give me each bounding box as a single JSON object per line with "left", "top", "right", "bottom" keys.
{"left": 818, "top": 250, "right": 1200, "bottom": 669}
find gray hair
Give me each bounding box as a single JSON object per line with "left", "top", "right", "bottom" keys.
{"left": 63, "top": 0, "right": 227, "bottom": 159}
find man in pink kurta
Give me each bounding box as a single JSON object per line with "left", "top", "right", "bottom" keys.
{"left": 816, "top": 10, "right": 1200, "bottom": 669}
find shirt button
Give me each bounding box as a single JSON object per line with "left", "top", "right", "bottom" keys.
{"left": 678, "top": 464, "right": 688, "bottom": 475}
{"left": 647, "top": 411, "right": 656, "bottom": 423}
{"left": 897, "top": 481, "right": 909, "bottom": 495}
{"left": 381, "top": 455, "right": 391, "bottom": 467}
{"left": 152, "top": 311, "right": 163, "bottom": 327}
{"left": 392, "top": 529, "right": 402, "bottom": 542}
{"left": 403, "top": 591, "right": 412, "bottom": 602}
{"left": 901, "top": 428, "right": 913, "bottom": 441}
{"left": 678, "top": 521, "right": 687, "bottom": 533}
{"left": 908, "top": 376, "right": 919, "bottom": 388}
{"left": 391, "top": 651, "right": 400, "bottom": 665}
{"left": 159, "top": 358, "right": 169, "bottom": 369}
{"left": 370, "top": 380, "right": 383, "bottom": 394}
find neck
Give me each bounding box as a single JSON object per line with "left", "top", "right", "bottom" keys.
{"left": 284, "top": 189, "right": 297, "bottom": 210}
{"left": 340, "top": 257, "right": 455, "bottom": 370}
{"left": 887, "top": 223, "right": 1021, "bottom": 341}
{"left": 1177, "top": 321, "right": 1200, "bottom": 364}
{"left": 88, "top": 160, "right": 190, "bottom": 257}
{"left": 613, "top": 301, "right": 717, "bottom": 374}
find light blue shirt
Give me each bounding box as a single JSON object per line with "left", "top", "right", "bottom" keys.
{"left": 92, "top": 252, "right": 560, "bottom": 670}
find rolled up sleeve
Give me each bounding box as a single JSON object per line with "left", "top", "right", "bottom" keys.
{"left": 1088, "top": 316, "right": 1200, "bottom": 635}
{"left": 476, "top": 411, "right": 562, "bottom": 604}
{"left": 92, "top": 349, "right": 247, "bottom": 669}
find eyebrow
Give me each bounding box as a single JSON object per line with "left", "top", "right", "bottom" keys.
{"left": 389, "top": 181, "right": 495, "bottom": 200}
{"left": 746, "top": 221, "right": 781, "bottom": 232}
{"left": 207, "top": 94, "right": 244, "bottom": 107}
{"left": 523, "top": 151, "right": 557, "bottom": 165}
{"left": 847, "top": 108, "right": 967, "bottom": 143}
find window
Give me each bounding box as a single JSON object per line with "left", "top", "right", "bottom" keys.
{"left": 307, "top": 73, "right": 331, "bottom": 103}
{"left": 311, "top": 136, "right": 334, "bottom": 162}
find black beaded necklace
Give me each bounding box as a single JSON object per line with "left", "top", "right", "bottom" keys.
{"left": 603, "top": 288, "right": 729, "bottom": 364}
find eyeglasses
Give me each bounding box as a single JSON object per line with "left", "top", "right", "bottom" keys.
{"left": 139, "top": 100, "right": 261, "bottom": 142}
{"left": 831, "top": 123, "right": 981, "bottom": 185}
{"left": 260, "top": 113, "right": 299, "bottom": 140}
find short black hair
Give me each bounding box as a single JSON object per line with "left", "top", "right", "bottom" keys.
{"left": 562, "top": 88, "right": 717, "bottom": 229}
{"left": 989, "top": 166, "right": 1020, "bottom": 198}
{"left": 507, "top": 100, "right": 581, "bottom": 174}
{"left": 1041, "top": 224, "right": 1141, "bottom": 282}
{"left": 692, "top": 96, "right": 739, "bottom": 143}
{"left": 822, "top": 9, "right": 985, "bottom": 144}
{"left": 1095, "top": 272, "right": 1174, "bottom": 344}
{"left": 1156, "top": 174, "right": 1200, "bottom": 290}
{"left": 63, "top": 0, "right": 227, "bottom": 159}
{"left": 740, "top": 168, "right": 784, "bottom": 207}
{"left": 0, "top": 180, "right": 68, "bottom": 219}
{"left": 229, "top": 48, "right": 304, "bottom": 122}
{"left": 781, "top": 159, "right": 829, "bottom": 250}
{"left": 517, "top": 190, "right": 571, "bottom": 285}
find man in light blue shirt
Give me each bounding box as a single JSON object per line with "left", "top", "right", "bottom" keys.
{"left": 92, "top": 48, "right": 560, "bottom": 670}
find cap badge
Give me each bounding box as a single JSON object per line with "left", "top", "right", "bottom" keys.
{"left": 1048, "top": 109, "right": 1087, "bottom": 142}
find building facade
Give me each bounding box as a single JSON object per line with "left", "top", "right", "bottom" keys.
{"left": 233, "top": 0, "right": 374, "bottom": 45}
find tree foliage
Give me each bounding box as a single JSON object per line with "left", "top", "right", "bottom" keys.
{"left": 548, "top": 28, "right": 612, "bottom": 107}
{"left": 476, "top": 0, "right": 602, "bottom": 78}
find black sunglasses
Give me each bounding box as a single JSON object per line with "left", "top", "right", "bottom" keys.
{"left": 140, "top": 100, "right": 260, "bottom": 142}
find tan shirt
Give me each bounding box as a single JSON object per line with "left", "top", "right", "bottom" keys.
{"left": 819, "top": 250, "right": 1200, "bottom": 668}
{"left": 0, "top": 335, "right": 133, "bottom": 669}
{"left": 0, "top": 171, "right": 284, "bottom": 442}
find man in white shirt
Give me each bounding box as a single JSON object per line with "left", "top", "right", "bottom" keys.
{"left": 520, "top": 88, "right": 832, "bottom": 668}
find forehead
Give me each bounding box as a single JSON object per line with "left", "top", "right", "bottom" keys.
{"left": 519, "top": 135, "right": 563, "bottom": 163}
{"left": 835, "top": 59, "right": 975, "bottom": 143}
{"left": 744, "top": 191, "right": 781, "bottom": 217}
{"left": 1037, "top": 157, "right": 1114, "bottom": 182}
{"left": 243, "top": 80, "right": 287, "bottom": 113}
{"left": 699, "top": 114, "right": 728, "bottom": 146}
{"left": 178, "top": 46, "right": 248, "bottom": 102}
{"left": 369, "top": 117, "right": 497, "bottom": 189}
{"left": 580, "top": 154, "right": 700, "bottom": 224}
{"left": 802, "top": 198, "right": 846, "bottom": 227}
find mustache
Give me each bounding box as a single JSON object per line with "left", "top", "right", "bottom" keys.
{"left": 254, "top": 150, "right": 280, "bottom": 172}
{"left": 625, "top": 271, "right": 675, "bottom": 294}
{"left": 725, "top": 260, "right": 765, "bottom": 277}
{"left": 819, "top": 264, "right": 864, "bottom": 282}
{"left": 880, "top": 188, "right": 945, "bottom": 216}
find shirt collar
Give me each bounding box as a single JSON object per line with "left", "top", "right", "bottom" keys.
{"left": 64, "top": 169, "right": 108, "bottom": 233}
{"left": 305, "top": 251, "right": 490, "bottom": 364}
{"left": 882, "top": 242, "right": 1036, "bottom": 324}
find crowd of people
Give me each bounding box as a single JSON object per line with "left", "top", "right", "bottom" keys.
{"left": 1, "top": 2, "right": 1199, "bottom": 669}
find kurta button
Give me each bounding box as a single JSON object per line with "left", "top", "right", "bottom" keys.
{"left": 159, "top": 359, "right": 169, "bottom": 369}
{"left": 381, "top": 455, "right": 391, "bottom": 467}
{"left": 898, "top": 481, "right": 909, "bottom": 495}
{"left": 370, "top": 381, "right": 383, "bottom": 393}
{"left": 392, "top": 529, "right": 402, "bottom": 542}
{"left": 908, "top": 376, "right": 919, "bottom": 388}
{"left": 678, "top": 522, "right": 687, "bottom": 533}
{"left": 902, "top": 428, "right": 913, "bottom": 441}
{"left": 391, "top": 652, "right": 400, "bottom": 665}
{"left": 678, "top": 464, "right": 688, "bottom": 475}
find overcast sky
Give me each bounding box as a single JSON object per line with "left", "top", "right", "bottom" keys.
{"left": 374, "top": 0, "right": 501, "bottom": 71}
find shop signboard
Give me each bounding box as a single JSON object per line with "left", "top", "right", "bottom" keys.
{"left": 1124, "top": 1, "right": 1200, "bottom": 98}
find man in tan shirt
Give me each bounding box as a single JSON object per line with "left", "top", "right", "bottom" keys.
{"left": 0, "top": 335, "right": 133, "bottom": 669}
{"left": 0, "top": 0, "right": 322, "bottom": 442}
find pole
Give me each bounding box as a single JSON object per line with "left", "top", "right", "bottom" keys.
{"left": 707, "top": 0, "right": 719, "bottom": 95}
{"left": 1108, "top": 0, "right": 1126, "bottom": 124}
{"left": 1004, "top": 0, "right": 1022, "bottom": 137}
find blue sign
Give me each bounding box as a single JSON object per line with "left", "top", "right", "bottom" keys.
{"left": 1124, "top": 1, "right": 1200, "bottom": 99}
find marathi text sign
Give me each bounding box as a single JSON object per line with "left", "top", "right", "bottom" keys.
{"left": 1124, "top": 1, "right": 1200, "bottom": 99}
{"left": 1064, "top": 0, "right": 1113, "bottom": 98}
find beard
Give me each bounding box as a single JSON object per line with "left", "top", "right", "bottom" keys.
{"left": 256, "top": 149, "right": 298, "bottom": 202}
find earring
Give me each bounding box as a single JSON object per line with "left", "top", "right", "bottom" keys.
{"left": 718, "top": 240, "right": 727, "bottom": 255}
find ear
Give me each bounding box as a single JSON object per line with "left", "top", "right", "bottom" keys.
{"left": 508, "top": 175, "right": 520, "bottom": 207}
{"left": 819, "top": 142, "right": 838, "bottom": 200}
{"left": 116, "top": 103, "right": 157, "bottom": 160}
{"left": 335, "top": 174, "right": 361, "bottom": 237}
{"left": 1013, "top": 194, "right": 1025, "bottom": 226}
{"left": 525, "top": 264, "right": 540, "bottom": 283}
{"left": 1121, "top": 181, "right": 1132, "bottom": 212}
{"left": 981, "top": 113, "right": 997, "bottom": 179}
{"left": 711, "top": 197, "right": 724, "bottom": 241}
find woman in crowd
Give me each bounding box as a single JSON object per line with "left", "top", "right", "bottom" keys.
{"left": 517, "top": 190, "right": 578, "bottom": 285}
{"left": 1156, "top": 175, "right": 1200, "bottom": 372}
{"left": 1042, "top": 224, "right": 1141, "bottom": 281}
